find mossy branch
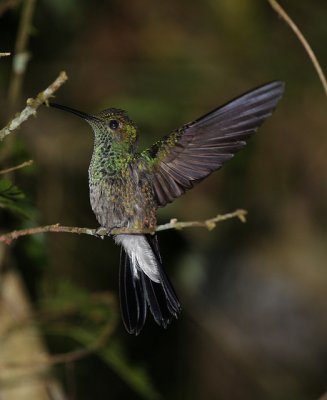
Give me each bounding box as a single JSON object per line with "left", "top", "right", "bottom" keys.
{"left": 0, "top": 71, "right": 68, "bottom": 141}
{"left": 0, "top": 209, "right": 247, "bottom": 245}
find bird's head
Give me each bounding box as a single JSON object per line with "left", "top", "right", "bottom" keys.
{"left": 49, "top": 103, "right": 138, "bottom": 151}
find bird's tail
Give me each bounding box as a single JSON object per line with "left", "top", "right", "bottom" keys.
{"left": 115, "top": 234, "right": 181, "bottom": 335}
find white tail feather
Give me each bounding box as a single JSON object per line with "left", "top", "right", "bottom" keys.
{"left": 115, "top": 234, "right": 160, "bottom": 283}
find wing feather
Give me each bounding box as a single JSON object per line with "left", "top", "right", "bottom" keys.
{"left": 141, "top": 81, "right": 284, "bottom": 206}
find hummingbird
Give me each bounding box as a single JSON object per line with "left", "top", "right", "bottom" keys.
{"left": 50, "top": 81, "right": 284, "bottom": 335}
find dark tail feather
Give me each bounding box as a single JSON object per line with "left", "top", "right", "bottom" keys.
{"left": 119, "top": 247, "right": 147, "bottom": 335}
{"left": 118, "top": 234, "right": 181, "bottom": 334}
{"left": 146, "top": 235, "right": 181, "bottom": 317}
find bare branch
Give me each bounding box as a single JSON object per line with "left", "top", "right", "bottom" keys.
{"left": 8, "top": 0, "right": 36, "bottom": 106}
{"left": 0, "top": 52, "right": 11, "bottom": 57}
{"left": 0, "top": 71, "right": 68, "bottom": 141}
{"left": 0, "top": 159, "right": 33, "bottom": 174}
{"left": 0, "top": 209, "right": 247, "bottom": 245}
{"left": 156, "top": 209, "right": 247, "bottom": 231}
{"left": 268, "top": 0, "right": 327, "bottom": 97}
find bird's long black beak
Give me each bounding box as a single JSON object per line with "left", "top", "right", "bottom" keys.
{"left": 49, "top": 103, "right": 98, "bottom": 122}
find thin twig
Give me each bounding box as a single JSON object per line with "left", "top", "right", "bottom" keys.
{"left": 0, "top": 159, "right": 33, "bottom": 174}
{"left": 0, "top": 52, "right": 11, "bottom": 57}
{"left": 8, "top": 0, "right": 37, "bottom": 106}
{"left": 268, "top": 0, "right": 327, "bottom": 97}
{"left": 0, "top": 209, "right": 247, "bottom": 245}
{"left": 0, "top": 71, "right": 68, "bottom": 141}
{"left": 0, "top": 320, "right": 115, "bottom": 372}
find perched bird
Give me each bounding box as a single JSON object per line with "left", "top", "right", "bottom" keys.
{"left": 50, "top": 81, "right": 284, "bottom": 334}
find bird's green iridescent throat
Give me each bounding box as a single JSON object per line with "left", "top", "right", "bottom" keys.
{"left": 89, "top": 121, "right": 137, "bottom": 183}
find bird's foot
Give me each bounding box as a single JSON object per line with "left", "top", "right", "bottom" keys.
{"left": 94, "top": 226, "right": 110, "bottom": 239}
{"left": 94, "top": 226, "right": 122, "bottom": 238}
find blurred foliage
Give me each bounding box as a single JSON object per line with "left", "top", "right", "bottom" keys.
{"left": 1, "top": 0, "right": 327, "bottom": 399}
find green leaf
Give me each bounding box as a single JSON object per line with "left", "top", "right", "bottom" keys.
{"left": 0, "top": 179, "right": 31, "bottom": 218}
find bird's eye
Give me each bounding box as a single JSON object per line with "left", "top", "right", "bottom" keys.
{"left": 108, "top": 119, "right": 119, "bottom": 130}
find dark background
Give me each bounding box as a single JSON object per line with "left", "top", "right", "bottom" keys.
{"left": 1, "top": 0, "right": 327, "bottom": 399}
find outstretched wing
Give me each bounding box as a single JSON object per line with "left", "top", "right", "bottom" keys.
{"left": 141, "top": 81, "right": 285, "bottom": 207}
